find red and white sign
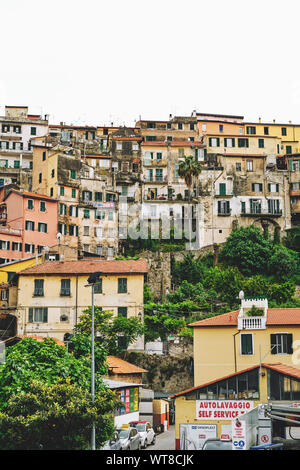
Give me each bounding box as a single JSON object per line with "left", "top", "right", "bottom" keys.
{"left": 232, "top": 419, "right": 247, "bottom": 450}
{"left": 260, "top": 434, "right": 269, "bottom": 444}
{"left": 196, "top": 400, "right": 254, "bottom": 420}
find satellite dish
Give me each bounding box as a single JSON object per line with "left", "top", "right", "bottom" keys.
{"left": 239, "top": 290, "right": 244, "bottom": 300}
{"left": 57, "top": 233, "right": 62, "bottom": 239}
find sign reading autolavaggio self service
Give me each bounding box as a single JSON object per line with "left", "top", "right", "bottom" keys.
{"left": 196, "top": 400, "right": 254, "bottom": 420}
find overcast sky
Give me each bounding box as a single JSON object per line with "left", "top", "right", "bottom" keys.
{"left": 1, "top": 0, "right": 300, "bottom": 127}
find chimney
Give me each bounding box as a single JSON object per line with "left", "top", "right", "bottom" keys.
{"left": 273, "top": 119, "right": 276, "bottom": 123}
{"left": 259, "top": 117, "right": 261, "bottom": 123}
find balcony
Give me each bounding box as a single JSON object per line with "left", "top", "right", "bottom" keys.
{"left": 0, "top": 226, "right": 21, "bottom": 236}
{"left": 238, "top": 316, "right": 267, "bottom": 330}
{"left": 143, "top": 158, "right": 167, "bottom": 167}
{"left": 143, "top": 175, "right": 167, "bottom": 183}
{"left": 237, "top": 298, "right": 268, "bottom": 330}
{"left": 241, "top": 210, "right": 282, "bottom": 218}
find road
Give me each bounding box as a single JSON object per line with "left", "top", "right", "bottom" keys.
{"left": 144, "top": 425, "right": 175, "bottom": 451}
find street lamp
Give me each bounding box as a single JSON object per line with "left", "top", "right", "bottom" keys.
{"left": 86, "top": 271, "right": 102, "bottom": 450}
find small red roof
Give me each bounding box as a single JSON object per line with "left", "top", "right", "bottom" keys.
{"left": 18, "top": 259, "right": 148, "bottom": 276}
{"left": 189, "top": 308, "right": 300, "bottom": 328}
{"left": 107, "top": 356, "right": 148, "bottom": 374}
{"left": 3, "top": 189, "right": 57, "bottom": 203}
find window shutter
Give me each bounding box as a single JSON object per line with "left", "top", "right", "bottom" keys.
{"left": 43, "top": 308, "right": 48, "bottom": 323}
{"left": 209, "top": 138, "right": 212, "bottom": 146}
{"left": 29, "top": 308, "right": 33, "bottom": 323}
{"left": 246, "top": 139, "right": 249, "bottom": 147}
{"left": 232, "top": 138, "right": 235, "bottom": 147}
{"left": 259, "top": 183, "right": 263, "bottom": 192}
{"left": 276, "top": 184, "right": 279, "bottom": 192}
{"left": 226, "top": 201, "right": 230, "bottom": 213}
{"left": 218, "top": 201, "right": 221, "bottom": 212}
{"left": 270, "top": 334, "right": 277, "bottom": 354}
{"left": 268, "top": 184, "right": 271, "bottom": 192}
{"left": 289, "top": 160, "right": 293, "bottom": 171}
{"left": 217, "top": 138, "right": 220, "bottom": 147}
{"left": 287, "top": 334, "right": 293, "bottom": 354}
{"left": 252, "top": 183, "right": 255, "bottom": 191}
{"left": 224, "top": 138, "right": 227, "bottom": 148}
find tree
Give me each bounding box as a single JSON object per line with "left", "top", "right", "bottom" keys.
{"left": 0, "top": 380, "right": 117, "bottom": 450}
{"left": 219, "top": 226, "right": 273, "bottom": 276}
{"left": 72, "top": 307, "right": 144, "bottom": 356}
{"left": 267, "top": 245, "right": 298, "bottom": 281}
{"left": 178, "top": 155, "right": 202, "bottom": 201}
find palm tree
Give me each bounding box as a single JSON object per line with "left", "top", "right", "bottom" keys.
{"left": 178, "top": 155, "right": 202, "bottom": 201}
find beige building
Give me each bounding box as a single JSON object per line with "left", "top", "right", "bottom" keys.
{"left": 16, "top": 259, "right": 148, "bottom": 348}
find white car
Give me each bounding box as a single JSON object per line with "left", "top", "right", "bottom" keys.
{"left": 129, "top": 421, "right": 156, "bottom": 448}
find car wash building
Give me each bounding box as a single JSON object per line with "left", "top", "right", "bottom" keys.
{"left": 170, "top": 362, "right": 300, "bottom": 450}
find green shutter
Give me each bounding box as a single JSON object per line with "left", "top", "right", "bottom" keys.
{"left": 219, "top": 183, "right": 226, "bottom": 196}
{"left": 224, "top": 138, "right": 227, "bottom": 148}
{"left": 287, "top": 334, "right": 293, "bottom": 354}
{"left": 29, "top": 308, "right": 33, "bottom": 323}
{"left": 270, "top": 334, "right": 277, "bottom": 354}
{"left": 43, "top": 308, "right": 48, "bottom": 323}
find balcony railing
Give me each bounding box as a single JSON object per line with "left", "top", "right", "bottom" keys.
{"left": 238, "top": 316, "right": 267, "bottom": 330}
{"left": 144, "top": 175, "right": 167, "bottom": 183}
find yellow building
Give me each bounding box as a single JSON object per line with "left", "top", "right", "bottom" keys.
{"left": 170, "top": 361, "right": 300, "bottom": 450}
{"left": 0, "top": 255, "right": 43, "bottom": 283}
{"left": 16, "top": 259, "right": 148, "bottom": 347}
{"left": 189, "top": 298, "right": 300, "bottom": 386}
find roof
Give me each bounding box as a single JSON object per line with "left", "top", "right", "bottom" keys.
{"left": 3, "top": 189, "right": 57, "bottom": 203}
{"left": 107, "top": 356, "right": 148, "bottom": 374}
{"left": 169, "top": 362, "right": 300, "bottom": 399}
{"left": 103, "top": 379, "right": 142, "bottom": 389}
{"left": 18, "top": 259, "right": 148, "bottom": 276}
{"left": 189, "top": 308, "right": 300, "bottom": 328}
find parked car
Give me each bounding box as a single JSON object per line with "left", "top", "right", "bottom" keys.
{"left": 129, "top": 421, "right": 156, "bottom": 448}
{"left": 202, "top": 438, "right": 232, "bottom": 450}
{"left": 117, "top": 426, "right": 141, "bottom": 450}
{"left": 101, "top": 431, "right": 122, "bottom": 450}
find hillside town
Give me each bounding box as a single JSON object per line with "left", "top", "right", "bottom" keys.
{"left": 0, "top": 104, "right": 300, "bottom": 451}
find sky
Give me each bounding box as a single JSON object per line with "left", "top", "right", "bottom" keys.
{"left": 1, "top": 0, "right": 300, "bottom": 127}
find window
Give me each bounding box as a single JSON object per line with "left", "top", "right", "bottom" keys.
{"left": 83, "top": 209, "right": 90, "bottom": 219}
{"left": 236, "top": 162, "right": 241, "bottom": 171}
{"left": 25, "top": 243, "right": 35, "bottom": 253}
{"left": 0, "top": 240, "right": 10, "bottom": 250}
{"left": 59, "top": 203, "right": 67, "bottom": 215}
{"left": 28, "top": 307, "right": 48, "bottom": 323}
{"left": 95, "top": 191, "right": 103, "bottom": 201}
{"left": 271, "top": 333, "right": 293, "bottom": 354}
{"left": 281, "top": 127, "right": 287, "bottom": 136}
{"left": 69, "top": 225, "right": 75, "bottom": 236}
{"left": 39, "top": 173, "right": 42, "bottom": 184}
{"left": 246, "top": 126, "right": 256, "bottom": 135}
{"left": 25, "top": 220, "right": 35, "bottom": 231}
{"left": 252, "top": 183, "right": 263, "bottom": 192}
{"left": 178, "top": 123, "right": 183, "bottom": 130}
{"left": 246, "top": 160, "right": 253, "bottom": 171}
{"left": 38, "top": 222, "right": 47, "bottom": 233}
{"left": 51, "top": 169, "right": 55, "bottom": 178}
{"left": 2, "top": 125, "right": 10, "bottom": 133}
{"left": 132, "top": 143, "right": 139, "bottom": 151}
{"left": 167, "top": 136, "right": 173, "bottom": 141}
{"left": 209, "top": 137, "right": 220, "bottom": 147}
{"left": 145, "top": 136, "right": 157, "bottom": 141}
{"left": 219, "top": 183, "right": 226, "bottom": 196}
{"left": 190, "top": 123, "right": 195, "bottom": 130}
{"left": 95, "top": 227, "right": 103, "bottom": 238}
{"left": 268, "top": 199, "right": 281, "bottom": 214}
{"left": 13, "top": 125, "right": 21, "bottom": 134}
{"left": 217, "top": 200, "right": 230, "bottom": 215}
{"left": 250, "top": 199, "right": 261, "bottom": 214}
{"left": 1, "top": 289, "right": 8, "bottom": 301}
{"left": 72, "top": 188, "right": 76, "bottom": 198}
{"left": 118, "top": 307, "right": 127, "bottom": 318}
{"left": 12, "top": 242, "right": 22, "bottom": 251}
{"left": 241, "top": 201, "right": 246, "bottom": 214}
{"left": 14, "top": 159, "right": 20, "bottom": 167}
{"left": 83, "top": 226, "right": 89, "bottom": 236}
{"left": 264, "top": 127, "right": 269, "bottom": 135}
{"left": 60, "top": 186, "right": 64, "bottom": 196}
{"left": 27, "top": 199, "right": 34, "bottom": 210}
{"left": 50, "top": 188, "right": 54, "bottom": 197}
{"left": 60, "top": 279, "right": 71, "bottom": 296}
{"left": 118, "top": 278, "right": 127, "bottom": 293}
{"left": 147, "top": 122, "right": 156, "bottom": 129}
{"left": 31, "top": 127, "right": 37, "bottom": 136}
{"left": 258, "top": 139, "right": 264, "bottom": 148}
{"left": 107, "top": 247, "right": 114, "bottom": 257}
{"left": 156, "top": 152, "right": 162, "bottom": 162}
{"left": 34, "top": 279, "right": 44, "bottom": 297}
{"left": 238, "top": 138, "right": 249, "bottom": 148}
{"left": 96, "top": 245, "right": 102, "bottom": 256}
{"left": 82, "top": 190, "right": 92, "bottom": 202}
{"left": 286, "top": 145, "right": 292, "bottom": 154}
{"left": 224, "top": 138, "right": 235, "bottom": 148}
{"left": 70, "top": 170, "right": 76, "bottom": 179}
{"left": 116, "top": 142, "right": 122, "bottom": 150}
{"left": 219, "top": 124, "right": 223, "bottom": 132}
{"left": 40, "top": 201, "right": 46, "bottom": 212}
{"left": 268, "top": 183, "right": 279, "bottom": 193}
{"left": 241, "top": 334, "right": 253, "bottom": 355}
{"left": 202, "top": 124, "right": 207, "bottom": 131}
{"left": 42, "top": 151, "right": 46, "bottom": 161}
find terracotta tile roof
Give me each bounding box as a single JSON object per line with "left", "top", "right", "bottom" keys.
{"left": 189, "top": 308, "right": 300, "bottom": 328}
{"left": 169, "top": 362, "right": 300, "bottom": 399}
{"left": 4, "top": 189, "right": 57, "bottom": 202}
{"left": 107, "top": 356, "right": 148, "bottom": 374}
{"left": 18, "top": 259, "right": 148, "bottom": 276}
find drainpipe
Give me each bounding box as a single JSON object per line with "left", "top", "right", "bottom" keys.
{"left": 233, "top": 330, "right": 241, "bottom": 373}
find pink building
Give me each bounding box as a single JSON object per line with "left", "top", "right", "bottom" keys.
{"left": 0, "top": 188, "right": 58, "bottom": 263}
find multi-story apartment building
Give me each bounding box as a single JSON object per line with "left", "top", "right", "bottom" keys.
{"left": 15, "top": 258, "right": 148, "bottom": 348}
{"left": 0, "top": 106, "right": 49, "bottom": 188}
{"left": 0, "top": 188, "right": 58, "bottom": 264}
